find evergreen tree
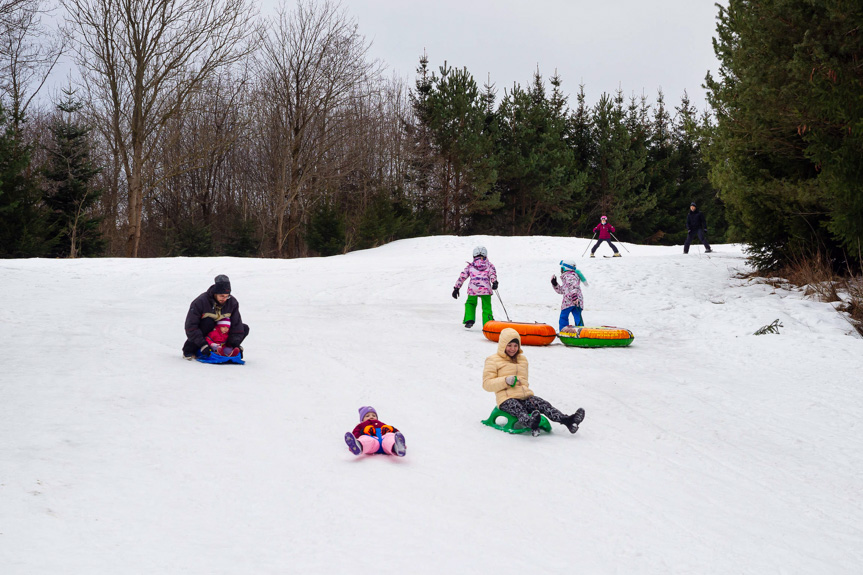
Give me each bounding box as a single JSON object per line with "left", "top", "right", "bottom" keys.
{"left": 568, "top": 84, "right": 594, "bottom": 175}
{"left": 306, "top": 200, "right": 345, "bottom": 256}
{"left": 423, "top": 63, "right": 500, "bottom": 232}
{"left": 706, "top": 0, "right": 863, "bottom": 270}
{"left": 494, "top": 71, "right": 585, "bottom": 235}
{"left": 671, "top": 95, "right": 726, "bottom": 244}
{"left": 224, "top": 220, "right": 259, "bottom": 257}
{"left": 0, "top": 101, "right": 53, "bottom": 257}
{"left": 43, "top": 92, "right": 106, "bottom": 258}
{"left": 584, "top": 91, "right": 648, "bottom": 237}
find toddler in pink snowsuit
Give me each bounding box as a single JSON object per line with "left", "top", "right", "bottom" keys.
{"left": 205, "top": 318, "right": 241, "bottom": 357}
{"left": 344, "top": 406, "right": 406, "bottom": 457}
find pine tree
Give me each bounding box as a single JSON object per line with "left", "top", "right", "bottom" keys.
{"left": 584, "top": 91, "right": 648, "bottom": 238}
{"left": 706, "top": 0, "right": 863, "bottom": 270}
{"left": 671, "top": 94, "right": 726, "bottom": 244}
{"left": 42, "top": 92, "right": 106, "bottom": 258}
{"left": 306, "top": 200, "right": 345, "bottom": 256}
{"left": 0, "top": 102, "right": 53, "bottom": 257}
{"left": 495, "top": 71, "right": 585, "bottom": 235}
{"left": 427, "top": 63, "right": 499, "bottom": 232}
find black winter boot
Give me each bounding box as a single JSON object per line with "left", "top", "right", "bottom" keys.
{"left": 562, "top": 408, "right": 585, "bottom": 434}
{"left": 464, "top": 321, "right": 475, "bottom": 329}
{"left": 527, "top": 411, "right": 542, "bottom": 436}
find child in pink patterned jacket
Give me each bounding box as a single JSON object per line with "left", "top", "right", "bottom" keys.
{"left": 452, "top": 245, "right": 498, "bottom": 329}
{"left": 551, "top": 259, "right": 588, "bottom": 330}
{"left": 344, "top": 406, "right": 406, "bottom": 457}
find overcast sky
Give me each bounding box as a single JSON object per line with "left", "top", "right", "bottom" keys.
{"left": 42, "top": 1, "right": 725, "bottom": 114}
{"left": 272, "top": 0, "right": 728, "bottom": 112}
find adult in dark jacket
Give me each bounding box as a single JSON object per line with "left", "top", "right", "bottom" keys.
{"left": 182, "top": 274, "right": 250, "bottom": 359}
{"left": 683, "top": 202, "right": 712, "bottom": 254}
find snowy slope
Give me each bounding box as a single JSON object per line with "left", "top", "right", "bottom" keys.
{"left": 2, "top": 236, "right": 862, "bottom": 574}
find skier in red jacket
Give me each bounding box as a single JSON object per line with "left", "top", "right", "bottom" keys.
{"left": 590, "top": 216, "right": 621, "bottom": 257}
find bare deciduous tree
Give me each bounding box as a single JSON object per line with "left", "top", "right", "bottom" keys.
{"left": 256, "top": 0, "right": 380, "bottom": 257}
{"left": 0, "top": 0, "right": 64, "bottom": 130}
{"left": 62, "top": 0, "right": 259, "bottom": 256}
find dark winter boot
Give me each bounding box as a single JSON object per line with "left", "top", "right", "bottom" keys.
{"left": 705, "top": 248, "right": 713, "bottom": 253}
{"left": 464, "top": 321, "right": 475, "bottom": 329}
{"left": 562, "top": 408, "right": 585, "bottom": 434}
{"left": 526, "top": 411, "right": 542, "bottom": 436}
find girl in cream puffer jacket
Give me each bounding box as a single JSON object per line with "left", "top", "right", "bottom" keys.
{"left": 482, "top": 327, "right": 586, "bottom": 435}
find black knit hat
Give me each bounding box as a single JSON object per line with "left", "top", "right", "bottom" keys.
{"left": 213, "top": 274, "right": 231, "bottom": 295}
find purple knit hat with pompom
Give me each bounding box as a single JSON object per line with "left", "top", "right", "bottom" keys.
{"left": 358, "top": 406, "right": 377, "bottom": 421}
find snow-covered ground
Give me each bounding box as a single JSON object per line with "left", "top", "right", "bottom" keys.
{"left": 2, "top": 236, "right": 862, "bottom": 574}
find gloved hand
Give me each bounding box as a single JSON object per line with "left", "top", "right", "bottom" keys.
{"left": 551, "top": 275, "right": 558, "bottom": 287}
{"left": 452, "top": 287, "right": 460, "bottom": 299}
{"left": 492, "top": 280, "right": 498, "bottom": 290}
{"left": 199, "top": 345, "right": 212, "bottom": 358}
{"left": 505, "top": 375, "right": 517, "bottom": 387}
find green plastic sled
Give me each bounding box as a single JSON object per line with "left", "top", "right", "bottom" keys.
{"left": 481, "top": 406, "right": 552, "bottom": 434}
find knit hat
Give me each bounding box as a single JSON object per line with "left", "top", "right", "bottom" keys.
{"left": 473, "top": 246, "right": 487, "bottom": 258}
{"left": 358, "top": 406, "right": 378, "bottom": 421}
{"left": 560, "top": 259, "right": 577, "bottom": 271}
{"left": 216, "top": 318, "right": 231, "bottom": 328}
{"left": 690, "top": 202, "right": 697, "bottom": 207}
{"left": 213, "top": 274, "right": 231, "bottom": 295}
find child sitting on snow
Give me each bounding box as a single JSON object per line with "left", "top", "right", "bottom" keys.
{"left": 483, "top": 327, "right": 585, "bottom": 436}
{"left": 452, "top": 245, "right": 498, "bottom": 329}
{"left": 551, "top": 259, "right": 588, "bottom": 331}
{"left": 205, "top": 318, "right": 241, "bottom": 357}
{"left": 344, "top": 406, "right": 406, "bottom": 457}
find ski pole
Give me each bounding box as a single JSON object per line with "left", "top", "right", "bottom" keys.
{"left": 581, "top": 233, "right": 596, "bottom": 257}
{"left": 495, "top": 289, "right": 511, "bottom": 322}
{"left": 610, "top": 232, "right": 630, "bottom": 253}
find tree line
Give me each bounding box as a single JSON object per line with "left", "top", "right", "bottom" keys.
{"left": 1, "top": 0, "right": 859, "bottom": 273}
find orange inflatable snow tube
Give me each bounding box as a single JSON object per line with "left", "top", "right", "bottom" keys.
{"left": 482, "top": 320, "right": 557, "bottom": 346}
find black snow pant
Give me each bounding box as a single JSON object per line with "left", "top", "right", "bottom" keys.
{"left": 683, "top": 229, "right": 711, "bottom": 253}
{"left": 182, "top": 319, "right": 250, "bottom": 357}
{"left": 591, "top": 239, "right": 619, "bottom": 254}
{"left": 499, "top": 396, "right": 569, "bottom": 427}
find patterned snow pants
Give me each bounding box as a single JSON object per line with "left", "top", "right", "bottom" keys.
{"left": 499, "top": 396, "right": 568, "bottom": 426}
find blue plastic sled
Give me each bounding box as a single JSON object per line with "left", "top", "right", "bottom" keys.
{"left": 481, "top": 406, "right": 552, "bottom": 434}
{"left": 196, "top": 353, "right": 245, "bottom": 365}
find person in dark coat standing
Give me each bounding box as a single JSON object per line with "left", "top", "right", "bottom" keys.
{"left": 684, "top": 202, "right": 712, "bottom": 254}
{"left": 182, "top": 274, "right": 250, "bottom": 359}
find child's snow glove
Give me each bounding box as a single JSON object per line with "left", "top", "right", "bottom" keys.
{"left": 505, "top": 375, "right": 518, "bottom": 387}
{"left": 550, "top": 275, "right": 558, "bottom": 287}
{"left": 199, "top": 345, "right": 212, "bottom": 358}
{"left": 492, "top": 280, "right": 498, "bottom": 290}
{"left": 452, "top": 287, "right": 460, "bottom": 299}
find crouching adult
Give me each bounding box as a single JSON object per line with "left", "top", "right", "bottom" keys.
{"left": 182, "top": 274, "right": 250, "bottom": 360}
